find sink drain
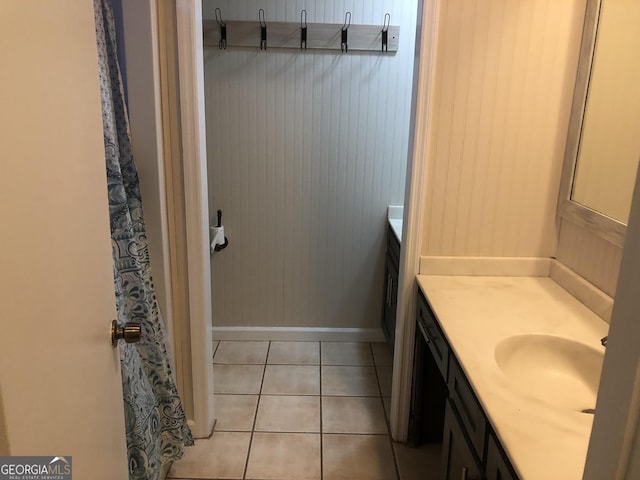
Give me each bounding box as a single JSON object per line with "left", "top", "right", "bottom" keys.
{"left": 581, "top": 408, "right": 596, "bottom": 414}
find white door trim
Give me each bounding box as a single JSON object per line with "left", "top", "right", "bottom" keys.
{"left": 175, "top": 0, "right": 214, "bottom": 438}
{"left": 390, "top": 0, "right": 440, "bottom": 441}
{"left": 172, "top": 0, "right": 440, "bottom": 442}
{"left": 120, "top": 0, "right": 175, "bottom": 352}
{"left": 583, "top": 165, "right": 640, "bottom": 478}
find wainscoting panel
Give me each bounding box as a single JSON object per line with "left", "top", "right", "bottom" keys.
{"left": 203, "top": 0, "right": 418, "bottom": 328}
{"left": 421, "top": 0, "right": 586, "bottom": 258}
{"left": 556, "top": 219, "right": 623, "bottom": 298}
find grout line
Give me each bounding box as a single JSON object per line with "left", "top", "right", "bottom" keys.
{"left": 319, "top": 342, "right": 324, "bottom": 480}
{"left": 370, "top": 342, "right": 401, "bottom": 480}
{"left": 241, "top": 341, "right": 271, "bottom": 480}
{"left": 212, "top": 340, "right": 221, "bottom": 360}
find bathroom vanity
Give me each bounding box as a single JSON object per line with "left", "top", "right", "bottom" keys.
{"left": 382, "top": 210, "right": 403, "bottom": 352}
{"left": 412, "top": 275, "right": 609, "bottom": 479}
{"left": 382, "top": 222, "right": 400, "bottom": 352}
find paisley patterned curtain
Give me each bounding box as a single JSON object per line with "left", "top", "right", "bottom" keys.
{"left": 93, "top": 1, "right": 194, "bottom": 478}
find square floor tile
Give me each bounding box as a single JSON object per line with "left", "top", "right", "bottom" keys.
{"left": 322, "top": 366, "right": 380, "bottom": 396}
{"left": 268, "top": 341, "right": 320, "bottom": 365}
{"left": 214, "top": 341, "right": 269, "bottom": 364}
{"left": 321, "top": 342, "right": 374, "bottom": 365}
{"left": 323, "top": 434, "right": 397, "bottom": 480}
{"left": 168, "top": 431, "right": 250, "bottom": 479}
{"left": 245, "top": 433, "right": 321, "bottom": 480}
{"left": 376, "top": 366, "right": 393, "bottom": 397}
{"left": 322, "top": 396, "right": 388, "bottom": 434}
{"left": 371, "top": 342, "right": 393, "bottom": 366}
{"left": 213, "top": 364, "right": 264, "bottom": 394}
{"left": 394, "top": 442, "right": 442, "bottom": 480}
{"left": 214, "top": 394, "right": 258, "bottom": 431}
{"left": 255, "top": 395, "right": 320, "bottom": 432}
{"left": 262, "top": 365, "right": 320, "bottom": 395}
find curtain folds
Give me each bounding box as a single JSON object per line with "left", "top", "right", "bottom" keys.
{"left": 93, "top": 1, "right": 194, "bottom": 478}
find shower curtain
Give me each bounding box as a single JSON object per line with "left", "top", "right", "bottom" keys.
{"left": 94, "top": 1, "right": 194, "bottom": 478}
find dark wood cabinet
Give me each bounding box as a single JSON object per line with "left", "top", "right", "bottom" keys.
{"left": 442, "top": 400, "right": 483, "bottom": 480}
{"left": 485, "top": 432, "right": 519, "bottom": 480}
{"left": 417, "top": 294, "right": 450, "bottom": 379}
{"left": 382, "top": 225, "right": 400, "bottom": 352}
{"left": 448, "top": 357, "right": 487, "bottom": 460}
{"left": 413, "top": 287, "right": 520, "bottom": 480}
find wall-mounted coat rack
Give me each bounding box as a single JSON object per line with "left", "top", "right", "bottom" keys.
{"left": 203, "top": 10, "right": 399, "bottom": 53}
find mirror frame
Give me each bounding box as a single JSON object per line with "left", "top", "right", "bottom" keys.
{"left": 557, "top": 0, "right": 626, "bottom": 248}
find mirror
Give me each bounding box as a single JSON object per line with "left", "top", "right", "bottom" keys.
{"left": 558, "top": 0, "right": 640, "bottom": 247}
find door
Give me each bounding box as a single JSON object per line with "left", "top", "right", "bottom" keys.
{"left": 0, "top": 2, "right": 128, "bottom": 479}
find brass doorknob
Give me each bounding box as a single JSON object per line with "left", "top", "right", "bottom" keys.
{"left": 111, "top": 320, "right": 142, "bottom": 347}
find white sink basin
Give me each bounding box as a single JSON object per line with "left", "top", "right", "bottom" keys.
{"left": 494, "top": 334, "right": 604, "bottom": 412}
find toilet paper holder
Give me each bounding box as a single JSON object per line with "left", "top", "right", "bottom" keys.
{"left": 211, "top": 209, "right": 229, "bottom": 252}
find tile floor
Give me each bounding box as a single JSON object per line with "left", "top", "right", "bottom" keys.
{"left": 169, "top": 341, "right": 441, "bottom": 480}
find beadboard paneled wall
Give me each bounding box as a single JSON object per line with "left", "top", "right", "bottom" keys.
{"left": 203, "top": 1, "right": 418, "bottom": 328}
{"left": 556, "top": 219, "right": 623, "bottom": 297}
{"left": 421, "top": 0, "right": 586, "bottom": 258}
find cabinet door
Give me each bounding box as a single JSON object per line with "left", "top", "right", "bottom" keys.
{"left": 442, "top": 401, "right": 483, "bottom": 480}
{"left": 382, "top": 252, "right": 399, "bottom": 350}
{"left": 486, "top": 432, "right": 519, "bottom": 480}
{"left": 448, "top": 357, "right": 487, "bottom": 460}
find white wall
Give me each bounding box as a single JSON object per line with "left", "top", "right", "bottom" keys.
{"left": 420, "top": 0, "right": 586, "bottom": 259}
{"left": 203, "top": 0, "right": 418, "bottom": 329}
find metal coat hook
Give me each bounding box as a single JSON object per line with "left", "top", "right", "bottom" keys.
{"left": 381, "top": 13, "right": 390, "bottom": 52}
{"left": 259, "top": 9, "right": 267, "bottom": 50}
{"left": 341, "top": 11, "right": 351, "bottom": 52}
{"left": 300, "top": 10, "right": 308, "bottom": 50}
{"left": 215, "top": 8, "right": 227, "bottom": 49}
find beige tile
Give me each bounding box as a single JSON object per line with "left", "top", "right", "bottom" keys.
{"left": 255, "top": 395, "right": 320, "bottom": 432}
{"left": 377, "top": 366, "right": 393, "bottom": 397}
{"left": 214, "top": 340, "right": 269, "bottom": 364}
{"left": 323, "top": 434, "right": 397, "bottom": 480}
{"left": 262, "top": 365, "right": 320, "bottom": 395}
{"left": 214, "top": 394, "right": 258, "bottom": 431}
{"left": 212, "top": 340, "right": 220, "bottom": 356}
{"left": 168, "top": 431, "right": 250, "bottom": 479}
{"left": 322, "top": 396, "right": 388, "bottom": 434}
{"left": 371, "top": 342, "right": 394, "bottom": 366}
{"left": 213, "top": 364, "right": 264, "bottom": 394}
{"left": 268, "top": 341, "right": 320, "bottom": 365}
{"left": 322, "top": 366, "right": 380, "bottom": 396}
{"left": 321, "top": 342, "right": 374, "bottom": 365}
{"left": 245, "top": 433, "right": 321, "bottom": 480}
{"left": 393, "top": 442, "right": 442, "bottom": 480}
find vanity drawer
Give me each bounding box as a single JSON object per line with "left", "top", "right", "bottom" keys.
{"left": 448, "top": 356, "right": 487, "bottom": 461}
{"left": 417, "top": 291, "right": 449, "bottom": 380}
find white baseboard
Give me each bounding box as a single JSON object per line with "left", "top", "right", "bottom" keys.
{"left": 211, "top": 326, "right": 386, "bottom": 342}
{"left": 420, "top": 256, "right": 551, "bottom": 276}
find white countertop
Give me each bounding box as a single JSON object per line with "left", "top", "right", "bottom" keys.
{"left": 389, "top": 219, "right": 402, "bottom": 242}
{"left": 417, "top": 275, "right": 609, "bottom": 480}
{"left": 387, "top": 206, "right": 403, "bottom": 242}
